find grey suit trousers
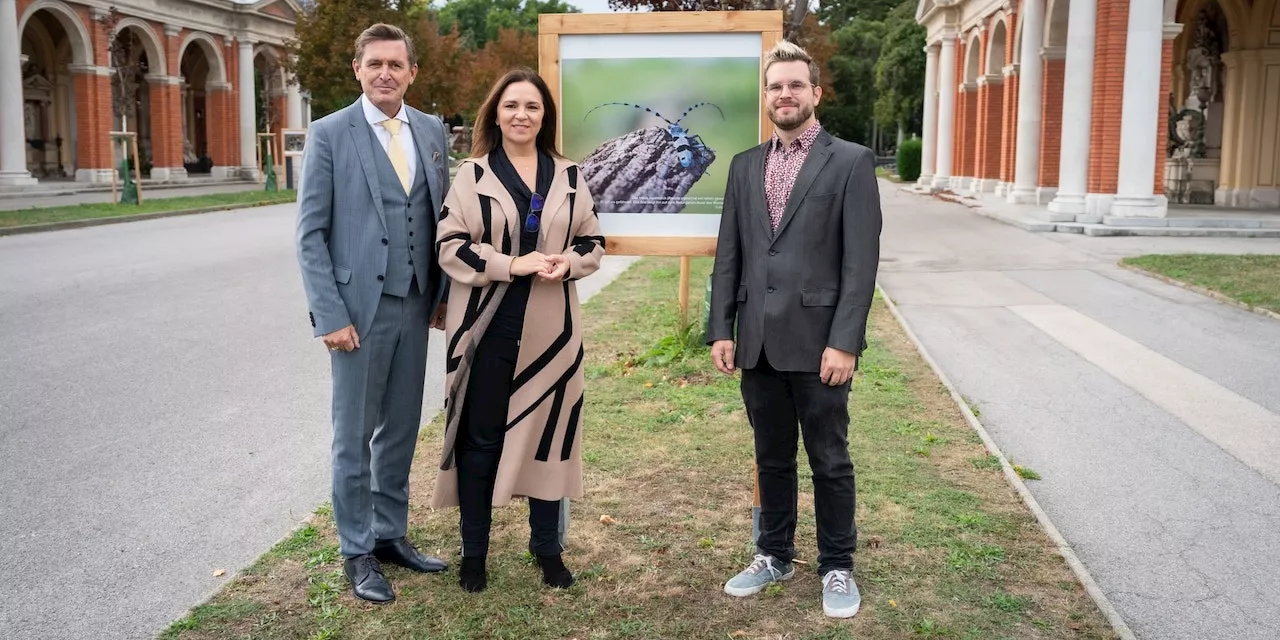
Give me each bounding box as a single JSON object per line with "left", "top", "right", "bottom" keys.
{"left": 330, "top": 286, "right": 428, "bottom": 557}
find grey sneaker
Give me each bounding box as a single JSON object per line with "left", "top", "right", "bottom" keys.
{"left": 724, "top": 554, "right": 795, "bottom": 597}
{"left": 821, "top": 569, "right": 861, "bottom": 618}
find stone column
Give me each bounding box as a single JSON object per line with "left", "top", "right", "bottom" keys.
{"left": 1236, "top": 50, "right": 1280, "bottom": 208}
{"left": 238, "top": 38, "right": 257, "bottom": 178}
{"left": 1008, "top": 0, "right": 1045, "bottom": 204}
{"left": 1215, "top": 50, "right": 1242, "bottom": 206}
{"left": 286, "top": 80, "right": 302, "bottom": 129}
{"left": 932, "top": 31, "right": 957, "bottom": 190}
{"left": 1047, "top": 0, "right": 1097, "bottom": 218}
{"left": 918, "top": 43, "right": 940, "bottom": 189}
{"left": 1110, "top": 0, "right": 1166, "bottom": 217}
{"left": 0, "top": 0, "right": 36, "bottom": 185}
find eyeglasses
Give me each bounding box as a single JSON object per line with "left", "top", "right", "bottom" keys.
{"left": 765, "top": 81, "right": 814, "bottom": 96}
{"left": 525, "top": 193, "right": 544, "bottom": 234}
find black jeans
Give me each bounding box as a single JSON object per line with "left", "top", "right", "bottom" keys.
{"left": 456, "top": 335, "right": 561, "bottom": 558}
{"left": 741, "top": 349, "right": 857, "bottom": 575}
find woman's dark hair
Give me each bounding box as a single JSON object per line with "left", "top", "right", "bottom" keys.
{"left": 471, "top": 68, "right": 561, "bottom": 159}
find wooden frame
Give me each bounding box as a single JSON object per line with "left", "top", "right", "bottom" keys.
{"left": 538, "top": 10, "right": 783, "bottom": 323}
{"left": 281, "top": 129, "right": 308, "bottom": 158}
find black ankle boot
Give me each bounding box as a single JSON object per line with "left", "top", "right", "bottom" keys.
{"left": 536, "top": 554, "right": 574, "bottom": 589}
{"left": 460, "top": 556, "right": 487, "bottom": 592}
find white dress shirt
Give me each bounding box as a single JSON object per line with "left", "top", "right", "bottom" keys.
{"left": 360, "top": 93, "right": 417, "bottom": 189}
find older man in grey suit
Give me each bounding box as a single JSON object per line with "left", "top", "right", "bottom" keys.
{"left": 296, "top": 23, "right": 450, "bottom": 604}
{"left": 708, "top": 40, "right": 882, "bottom": 619}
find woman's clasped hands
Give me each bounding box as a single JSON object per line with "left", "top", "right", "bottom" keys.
{"left": 510, "top": 252, "right": 570, "bottom": 281}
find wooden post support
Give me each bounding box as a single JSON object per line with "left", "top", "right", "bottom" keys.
{"left": 110, "top": 153, "right": 118, "bottom": 204}
{"left": 678, "top": 256, "right": 692, "bottom": 326}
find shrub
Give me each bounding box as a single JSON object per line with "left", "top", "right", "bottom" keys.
{"left": 896, "top": 137, "right": 923, "bottom": 182}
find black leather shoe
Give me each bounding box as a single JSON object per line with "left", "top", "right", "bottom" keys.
{"left": 343, "top": 554, "right": 395, "bottom": 603}
{"left": 373, "top": 537, "right": 448, "bottom": 573}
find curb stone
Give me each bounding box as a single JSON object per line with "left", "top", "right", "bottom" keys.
{"left": 0, "top": 199, "right": 297, "bottom": 237}
{"left": 1119, "top": 263, "right": 1280, "bottom": 323}
{"left": 876, "top": 283, "right": 1137, "bottom": 640}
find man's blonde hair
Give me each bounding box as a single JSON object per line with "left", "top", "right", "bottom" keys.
{"left": 764, "top": 40, "right": 820, "bottom": 85}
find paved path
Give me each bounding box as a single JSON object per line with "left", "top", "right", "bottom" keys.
{"left": 0, "top": 204, "right": 635, "bottom": 639}
{"left": 0, "top": 182, "right": 264, "bottom": 211}
{"left": 878, "top": 182, "right": 1280, "bottom": 640}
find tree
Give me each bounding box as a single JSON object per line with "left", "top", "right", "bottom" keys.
{"left": 819, "top": 17, "right": 886, "bottom": 145}
{"left": 285, "top": 0, "right": 413, "bottom": 118}
{"left": 816, "top": 0, "right": 900, "bottom": 27}
{"left": 463, "top": 27, "right": 540, "bottom": 115}
{"left": 97, "top": 7, "right": 145, "bottom": 201}
{"left": 406, "top": 16, "right": 470, "bottom": 116}
{"left": 438, "top": 0, "right": 579, "bottom": 49}
{"left": 873, "top": 2, "right": 926, "bottom": 140}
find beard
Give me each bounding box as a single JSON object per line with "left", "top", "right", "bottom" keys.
{"left": 768, "top": 102, "right": 813, "bottom": 131}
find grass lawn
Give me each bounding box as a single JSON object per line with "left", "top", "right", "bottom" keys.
{"left": 0, "top": 189, "right": 297, "bottom": 229}
{"left": 163, "top": 257, "right": 1114, "bottom": 640}
{"left": 1122, "top": 253, "right": 1280, "bottom": 315}
{"left": 874, "top": 166, "right": 902, "bottom": 183}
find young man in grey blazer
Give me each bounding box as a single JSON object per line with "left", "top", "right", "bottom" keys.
{"left": 295, "top": 23, "right": 451, "bottom": 604}
{"left": 707, "top": 40, "right": 883, "bottom": 618}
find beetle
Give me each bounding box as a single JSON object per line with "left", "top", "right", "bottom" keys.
{"left": 584, "top": 101, "right": 724, "bottom": 171}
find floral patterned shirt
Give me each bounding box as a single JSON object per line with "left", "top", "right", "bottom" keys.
{"left": 764, "top": 121, "right": 823, "bottom": 233}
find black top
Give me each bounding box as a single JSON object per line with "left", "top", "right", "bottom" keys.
{"left": 486, "top": 146, "right": 554, "bottom": 342}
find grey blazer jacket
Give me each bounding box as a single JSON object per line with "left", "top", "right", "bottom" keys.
{"left": 707, "top": 129, "right": 882, "bottom": 373}
{"left": 296, "top": 98, "right": 451, "bottom": 338}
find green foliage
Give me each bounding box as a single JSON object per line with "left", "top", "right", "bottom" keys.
{"left": 874, "top": 2, "right": 928, "bottom": 131}
{"left": 633, "top": 322, "right": 704, "bottom": 367}
{"left": 818, "top": 0, "right": 901, "bottom": 25}
{"left": 819, "top": 1, "right": 925, "bottom": 148}
{"left": 820, "top": 17, "right": 887, "bottom": 145}
{"left": 897, "top": 137, "right": 922, "bottom": 182}
{"left": 437, "top": 0, "right": 579, "bottom": 49}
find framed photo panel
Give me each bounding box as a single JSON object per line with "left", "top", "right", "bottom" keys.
{"left": 539, "top": 11, "right": 783, "bottom": 255}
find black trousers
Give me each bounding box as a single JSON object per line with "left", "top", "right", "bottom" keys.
{"left": 456, "top": 335, "right": 561, "bottom": 558}
{"left": 741, "top": 349, "right": 857, "bottom": 575}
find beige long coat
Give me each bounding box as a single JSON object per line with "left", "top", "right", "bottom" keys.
{"left": 430, "top": 154, "right": 605, "bottom": 509}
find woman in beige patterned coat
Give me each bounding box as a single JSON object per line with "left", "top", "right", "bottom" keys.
{"left": 432, "top": 68, "right": 605, "bottom": 593}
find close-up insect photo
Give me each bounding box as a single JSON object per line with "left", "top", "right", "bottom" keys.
{"left": 560, "top": 55, "right": 760, "bottom": 214}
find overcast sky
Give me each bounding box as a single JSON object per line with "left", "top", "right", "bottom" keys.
{"left": 572, "top": 0, "right": 621, "bottom": 12}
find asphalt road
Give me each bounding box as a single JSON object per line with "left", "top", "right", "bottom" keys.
{"left": 0, "top": 204, "right": 635, "bottom": 639}
{"left": 878, "top": 182, "right": 1280, "bottom": 640}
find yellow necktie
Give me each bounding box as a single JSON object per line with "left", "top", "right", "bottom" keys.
{"left": 380, "top": 119, "right": 411, "bottom": 194}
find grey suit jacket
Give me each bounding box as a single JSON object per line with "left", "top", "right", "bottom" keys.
{"left": 296, "top": 98, "right": 451, "bottom": 338}
{"left": 707, "top": 129, "right": 882, "bottom": 373}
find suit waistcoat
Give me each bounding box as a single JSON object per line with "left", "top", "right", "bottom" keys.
{"left": 366, "top": 124, "right": 432, "bottom": 297}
